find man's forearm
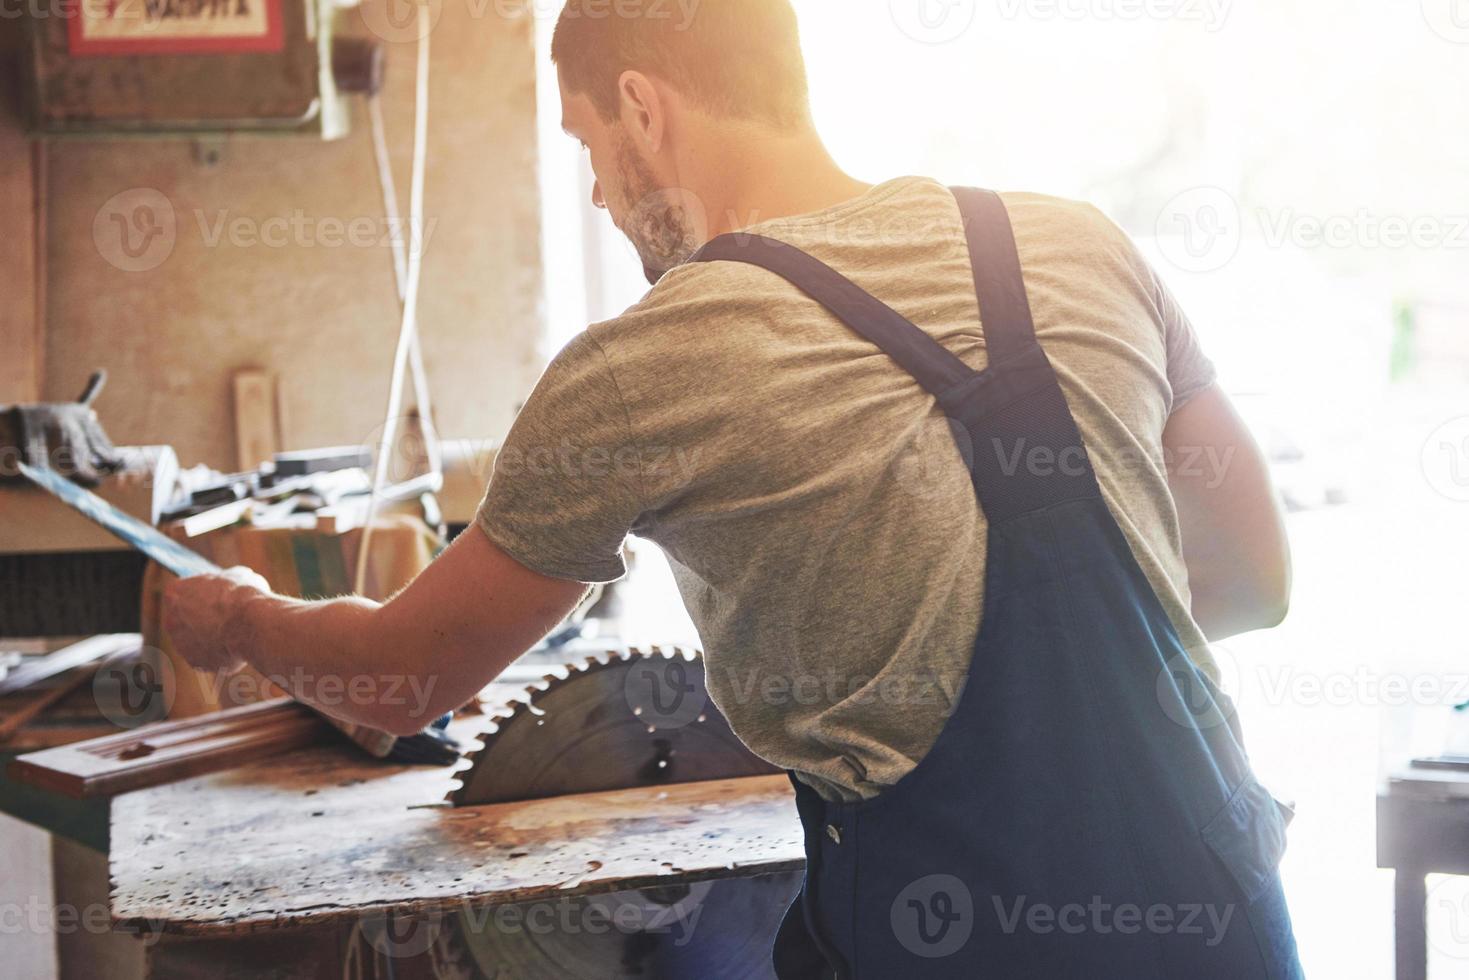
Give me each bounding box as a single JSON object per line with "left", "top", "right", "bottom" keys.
{"left": 163, "top": 526, "right": 590, "bottom": 736}
{"left": 227, "top": 590, "right": 441, "bottom": 733}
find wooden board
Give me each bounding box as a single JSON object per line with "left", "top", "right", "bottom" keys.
{"left": 232, "top": 370, "right": 279, "bottom": 472}
{"left": 10, "top": 698, "right": 325, "bottom": 798}
{"left": 0, "top": 634, "right": 140, "bottom": 697}
{"left": 109, "top": 727, "right": 803, "bottom": 938}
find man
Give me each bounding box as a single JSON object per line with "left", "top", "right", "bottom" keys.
{"left": 166, "top": 1, "right": 1300, "bottom": 975}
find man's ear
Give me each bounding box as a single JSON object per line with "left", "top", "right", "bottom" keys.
{"left": 617, "top": 70, "right": 666, "bottom": 153}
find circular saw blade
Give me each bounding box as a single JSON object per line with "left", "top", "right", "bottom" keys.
{"left": 448, "top": 647, "right": 779, "bottom": 807}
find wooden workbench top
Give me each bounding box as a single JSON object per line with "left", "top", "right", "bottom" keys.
{"left": 108, "top": 721, "right": 804, "bottom": 937}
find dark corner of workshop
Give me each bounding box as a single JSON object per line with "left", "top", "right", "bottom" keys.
{"left": 0, "top": 1, "right": 1463, "bottom": 978}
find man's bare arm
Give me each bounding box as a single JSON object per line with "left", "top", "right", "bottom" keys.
{"left": 164, "top": 526, "right": 589, "bottom": 735}
{"left": 1164, "top": 383, "right": 1292, "bottom": 641}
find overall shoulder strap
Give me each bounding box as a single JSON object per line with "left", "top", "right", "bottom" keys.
{"left": 689, "top": 188, "right": 1035, "bottom": 392}
{"left": 950, "top": 186, "right": 1038, "bottom": 363}
{"left": 689, "top": 234, "right": 973, "bottom": 397}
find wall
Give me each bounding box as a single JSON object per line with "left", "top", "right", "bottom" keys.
{"left": 36, "top": 2, "right": 544, "bottom": 470}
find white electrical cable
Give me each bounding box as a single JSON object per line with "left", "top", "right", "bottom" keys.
{"left": 354, "top": 3, "right": 432, "bottom": 596}
{"left": 369, "top": 89, "right": 443, "bottom": 477}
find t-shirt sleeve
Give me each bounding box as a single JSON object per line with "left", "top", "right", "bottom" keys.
{"left": 475, "top": 331, "right": 643, "bottom": 584}
{"left": 1151, "top": 265, "right": 1218, "bottom": 411}
{"left": 1095, "top": 205, "right": 1218, "bottom": 412}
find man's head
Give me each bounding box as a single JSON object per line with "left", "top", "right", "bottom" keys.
{"left": 552, "top": 0, "right": 812, "bottom": 275}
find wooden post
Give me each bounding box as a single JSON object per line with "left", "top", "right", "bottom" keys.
{"left": 232, "top": 369, "right": 279, "bottom": 471}
{"left": 0, "top": 113, "right": 41, "bottom": 403}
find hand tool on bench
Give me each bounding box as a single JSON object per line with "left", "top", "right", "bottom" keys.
{"left": 14, "top": 461, "right": 459, "bottom": 765}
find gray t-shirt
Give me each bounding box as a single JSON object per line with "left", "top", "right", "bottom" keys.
{"left": 478, "top": 177, "right": 1217, "bottom": 802}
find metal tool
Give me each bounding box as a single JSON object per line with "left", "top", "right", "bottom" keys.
{"left": 440, "top": 646, "right": 798, "bottom": 979}
{"left": 14, "top": 462, "right": 456, "bottom": 765}
{"left": 17, "top": 461, "right": 219, "bottom": 577}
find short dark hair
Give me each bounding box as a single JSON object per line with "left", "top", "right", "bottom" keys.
{"left": 551, "top": 0, "right": 811, "bottom": 130}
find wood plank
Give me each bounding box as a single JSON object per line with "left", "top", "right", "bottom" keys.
{"left": 0, "top": 102, "right": 39, "bottom": 403}
{"left": 0, "top": 662, "right": 104, "bottom": 744}
{"left": 0, "top": 634, "right": 140, "bottom": 697}
{"left": 232, "top": 369, "right": 279, "bottom": 472}
{"left": 8, "top": 698, "right": 325, "bottom": 799}
{"left": 109, "top": 728, "right": 803, "bottom": 938}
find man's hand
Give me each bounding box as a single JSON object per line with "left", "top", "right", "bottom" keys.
{"left": 163, "top": 568, "right": 273, "bottom": 676}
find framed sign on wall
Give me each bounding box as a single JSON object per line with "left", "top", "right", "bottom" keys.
{"left": 66, "top": 0, "right": 286, "bottom": 57}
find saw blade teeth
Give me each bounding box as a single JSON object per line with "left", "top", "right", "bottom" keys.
{"left": 450, "top": 643, "right": 748, "bottom": 808}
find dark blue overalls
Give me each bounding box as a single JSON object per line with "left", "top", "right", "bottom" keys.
{"left": 691, "top": 188, "right": 1304, "bottom": 979}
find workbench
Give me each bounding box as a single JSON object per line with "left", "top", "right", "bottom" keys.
{"left": 1378, "top": 762, "right": 1469, "bottom": 980}
{"left": 106, "top": 717, "right": 805, "bottom": 977}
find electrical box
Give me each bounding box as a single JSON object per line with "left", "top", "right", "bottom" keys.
{"left": 24, "top": 0, "right": 357, "bottom": 138}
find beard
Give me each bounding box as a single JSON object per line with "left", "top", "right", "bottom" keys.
{"left": 612, "top": 135, "right": 705, "bottom": 280}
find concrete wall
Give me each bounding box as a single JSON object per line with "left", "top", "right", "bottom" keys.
{"left": 28, "top": 2, "right": 545, "bottom": 469}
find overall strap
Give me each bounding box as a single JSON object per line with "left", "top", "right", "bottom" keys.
{"left": 689, "top": 188, "right": 1038, "bottom": 389}
{"left": 951, "top": 186, "right": 1038, "bottom": 363}
{"left": 689, "top": 235, "right": 973, "bottom": 398}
